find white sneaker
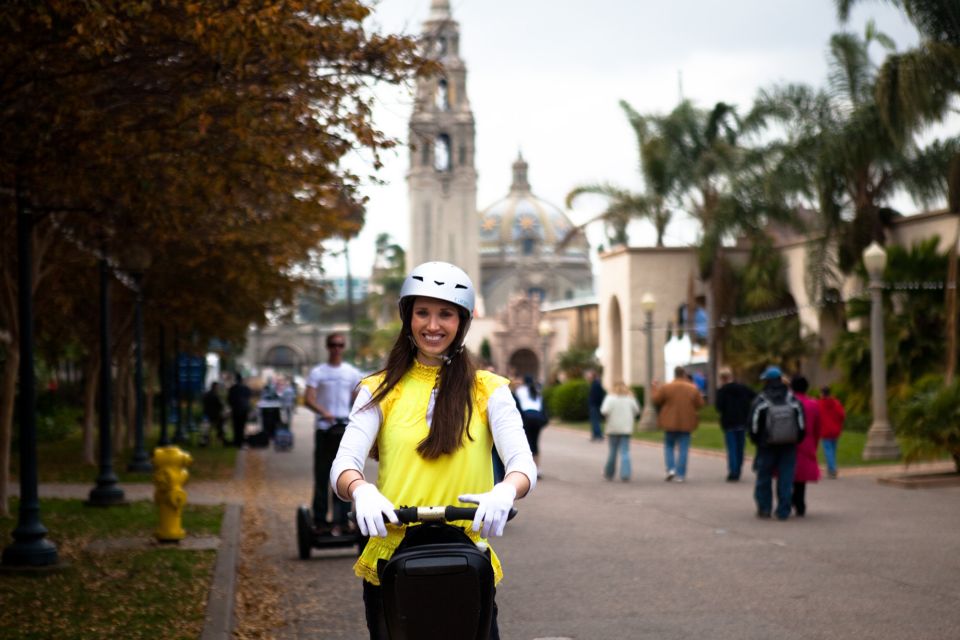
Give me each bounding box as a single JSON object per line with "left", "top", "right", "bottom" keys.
{"left": 665, "top": 470, "right": 676, "bottom": 481}
{"left": 674, "top": 477, "right": 685, "bottom": 483}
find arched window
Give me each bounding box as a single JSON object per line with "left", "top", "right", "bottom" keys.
{"left": 434, "top": 134, "right": 452, "bottom": 172}
{"left": 436, "top": 78, "right": 450, "bottom": 111}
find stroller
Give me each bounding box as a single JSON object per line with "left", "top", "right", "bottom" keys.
{"left": 372, "top": 505, "right": 517, "bottom": 640}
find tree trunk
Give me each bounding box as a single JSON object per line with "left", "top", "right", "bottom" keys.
{"left": 944, "top": 155, "right": 960, "bottom": 384}
{"left": 0, "top": 348, "right": 20, "bottom": 518}
{"left": 112, "top": 355, "right": 129, "bottom": 453}
{"left": 125, "top": 365, "right": 135, "bottom": 448}
{"left": 145, "top": 375, "right": 155, "bottom": 447}
{"left": 82, "top": 357, "right": 99, "bottom": 466}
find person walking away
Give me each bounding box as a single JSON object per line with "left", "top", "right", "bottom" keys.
{"left": 651, "top": 366, "right": 704, "bottom": 482}
{"left": 715, "top": 367, "right": 756, "bottom": 481}
{"left": 331, "top": 261, "right": 536, "bottom": 640}
{"left": 600, "top": 381, "right": 640, "bottom": 481}
{"left": 817, "top": 385, "right": 845, "bottom": 478}
{"left": 226, "top": 373, "right": 251, "bottom": 447}
{"left": 749, "top": 366, "right": 805, "bottom": 520}
{"left": 202, "top": 381, "right": 227, "bottom": 445}
{"left": 515, "top": 375, "right": 548, "bottom": 478}
{"left": 279, "top": 375, "right": 297, "bottom": 427}
{"left": 586, "top": 369, "right": 606, "bottom": 441}
{"left": 305, "top": 333, "right": 363, "bottom": 535}
{"left": 789, "top": 375, "right": 821, "bottom": 517}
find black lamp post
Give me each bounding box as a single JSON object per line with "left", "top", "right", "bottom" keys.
{"left": 87, "top": 248, "right": 126, "bottom": 506}
{"left": 123, "top": 245, "right": 153, "bottom": 472}
{"left": 157, "top": 325, "right": 170, "bottom": 446}
{"left": 1, "top": 184, "right": 58, "bottom": 567}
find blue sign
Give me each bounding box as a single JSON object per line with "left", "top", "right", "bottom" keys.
{"left": 177, "top": 353, "right": 205, "bottom": 394}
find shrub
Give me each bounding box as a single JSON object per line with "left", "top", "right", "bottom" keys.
{"left": 843, "top": 413, "right": 871, "bottom": 434}
{"left": 630, "top": 385, "right": 645, "bottom": 409}
{"left": 545, "top": 379, "right": 590, "bottom": 422}
{"left": 893, "top": 375, "right": 960, "bottom": 472}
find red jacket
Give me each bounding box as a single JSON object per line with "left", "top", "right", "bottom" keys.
{"left": 818, "top": 396, "right": 846, "bottom": 440}
{"left": 793, "top": 393, "right": 821, "bottom": 483}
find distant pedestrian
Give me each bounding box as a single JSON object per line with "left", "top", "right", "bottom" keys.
{"left": 600, "top": 382, "right": 640, "bottom": 481}
{"left": 715, "top": 367, "right": 756, "bottom": 481}
{"left": 515, "top": 375, "right": 548, "bottom": 477}
{"left": 226, "top": 372, "right": 252, "bottom": 447}
{"left": 202, "top": 381, "right": 227, "bottom": 445}
{"left": 817, "top": 385, "right": 845, "bottom": 478}
{"left": 790, "top": 375, "right": 821, "bottom": 517}
{"left": 279, "top": 375, "right": 297, "bottom": 426}
{"left": 305, "top": 332, "right": 363, "bottom": 535}
{"left": 586, "top": 369, "right": 606, "bottom": 441}
{"left": 749, "top": 366, "right": 805, "bottom": 520}
{"left": 651, "top": 366, "right": 704, "bottom": 482}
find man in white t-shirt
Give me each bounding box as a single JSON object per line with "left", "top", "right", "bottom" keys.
{"left": 305, "top": 333, "right": 363, "bottom": 534}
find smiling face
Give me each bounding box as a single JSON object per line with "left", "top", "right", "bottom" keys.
{"left": 409, "top": 296, "right": 462, "bottom": 365}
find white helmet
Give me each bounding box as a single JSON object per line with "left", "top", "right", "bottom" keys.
{"left": 399, "top": 261, "right": 475, "bottom": 316}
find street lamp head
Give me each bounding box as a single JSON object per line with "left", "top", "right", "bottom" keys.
{"left": 641, "top": 292, "right": 656, "bottom": 313}
{"left": 862, "top": 241, "right": 887, "bottom": 278}
{"left": 538, "top": 319, "right": 553, "bottom": 338}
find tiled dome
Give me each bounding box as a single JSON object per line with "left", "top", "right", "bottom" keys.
{"left": 479, "top": 154, "right": 589, "bottom": 257}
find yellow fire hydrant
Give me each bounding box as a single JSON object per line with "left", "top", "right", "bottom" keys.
{"left": 152, "top": 446, "right": 193, "bottom": 542}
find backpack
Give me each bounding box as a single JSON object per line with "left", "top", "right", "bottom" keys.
{"left": 764, "top": 393, "right": 801, "bottom": 445}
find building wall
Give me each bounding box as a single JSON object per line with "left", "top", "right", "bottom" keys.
{"left": 598, "top": 247, "right": 704, "bottom": 390}
{"left": 599, "top": 210, "right": 959, "bottom": 392}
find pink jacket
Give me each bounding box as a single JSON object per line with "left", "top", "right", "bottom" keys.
{"left": 794, "top": 392, "right": 821, "bottom": 483}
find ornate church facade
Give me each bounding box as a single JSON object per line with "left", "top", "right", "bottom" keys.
{"left": 408, "top": 0, "right": 594, "bottom": 380}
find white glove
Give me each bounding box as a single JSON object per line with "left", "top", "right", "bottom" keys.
{"left": 352, "top": 483, "right": 398, "bottom": 538}
{"left": 459, "top": 482, "right": 517, "bottom": 538}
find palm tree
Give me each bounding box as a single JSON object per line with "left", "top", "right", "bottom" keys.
{"left": 836, "top": 0, "right": 960, "bottom": 379}
{"left": 756, "top": 24, "right": 957, "bottom": 273}
{"left": 648, "top": 99, "right": 798, "bottom": 400}
{"left": 565, "top": 101, "right": 678, "bottom": 247}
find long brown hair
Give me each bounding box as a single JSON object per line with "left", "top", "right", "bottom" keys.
{"left": 365, "top": 299, "right": 477, "bottom": 459}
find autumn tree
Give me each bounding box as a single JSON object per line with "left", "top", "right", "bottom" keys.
{"left": 0, "top": 0, "right": 430, "bottom": 514}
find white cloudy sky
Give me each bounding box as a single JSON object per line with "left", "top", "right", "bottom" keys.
{"left": 326, "top": 0, "right": 941, "bottom": 277}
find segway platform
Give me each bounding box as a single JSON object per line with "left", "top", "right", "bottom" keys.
{"left": 296, "top": 505, "right": 363, "bottom": 559}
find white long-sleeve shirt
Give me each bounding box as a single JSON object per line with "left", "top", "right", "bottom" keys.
{"left": 331, "top": 384, "right": 537, "bottom": 500}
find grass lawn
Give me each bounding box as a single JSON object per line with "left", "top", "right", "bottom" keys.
{"left": 561, "top": 420, "right": 896, "bottom": 468}
{"left": 12, "top": 427, "right": 238, "bottom": 484}
{"left": 0, "top": 498, "right": 224, "bottom": 640}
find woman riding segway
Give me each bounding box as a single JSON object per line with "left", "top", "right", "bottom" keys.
{"left": 331, "top": 261, "right": 537, "bottom": 639}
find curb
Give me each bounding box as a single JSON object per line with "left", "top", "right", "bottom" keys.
{"left": 201, "top": 502, "right": 242, "bottom": 640}
{"left": 201, "top": 447, "right": 247, "bottom": 640}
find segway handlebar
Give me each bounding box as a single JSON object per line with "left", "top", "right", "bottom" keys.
{"left": 349, "top": 506, "right": 518, "bottom": 525}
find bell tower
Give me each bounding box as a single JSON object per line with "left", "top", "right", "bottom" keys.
{"left": 407, "top": 0, "right": 479, "bottom": 288}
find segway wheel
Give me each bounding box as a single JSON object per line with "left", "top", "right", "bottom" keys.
{"left": 296, "top": 505, "right": 313, "bottom": 560}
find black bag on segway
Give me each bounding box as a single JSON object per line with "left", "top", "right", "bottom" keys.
{"left": 379, "top": 523, "right": 495, "bottom": 640}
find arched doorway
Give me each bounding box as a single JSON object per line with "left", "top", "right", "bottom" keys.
{"left": 264, "top": 344, "right": 303, "bottom": 376}
{"left": 609, "top": 296, "right": 623, "bottom": 382}
{"left": 507, "top": 348, "right": 539, "bottom": 380}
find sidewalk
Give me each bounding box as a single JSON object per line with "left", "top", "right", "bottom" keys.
{"left": 22, "top": 417, "right": 960, "bottom": 639}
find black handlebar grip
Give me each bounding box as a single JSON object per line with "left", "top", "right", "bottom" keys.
{"left": 348, "top": 506, "right": 520, "bottom": 525}
{"left": 444, "top": 506, "right": 519, "bottom": 522}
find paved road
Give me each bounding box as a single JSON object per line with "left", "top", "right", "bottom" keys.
{"left": 243, "top": 411, "right": 960, "bottom": 640}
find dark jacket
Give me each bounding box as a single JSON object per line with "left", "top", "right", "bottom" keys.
{"left": 715, "top": 381, "right": 756, "bottom": 431}
{"left": 748, "top": 381, "right": 805, "bottom": 447}
{"left": 202, "top": 389, "right": 224, "bottom": 421}
{"left": 227, "top": 382, "right": 251, "bottom": 412}
{"left": 588, "top": 379, "right": 606, "bottom": 408}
